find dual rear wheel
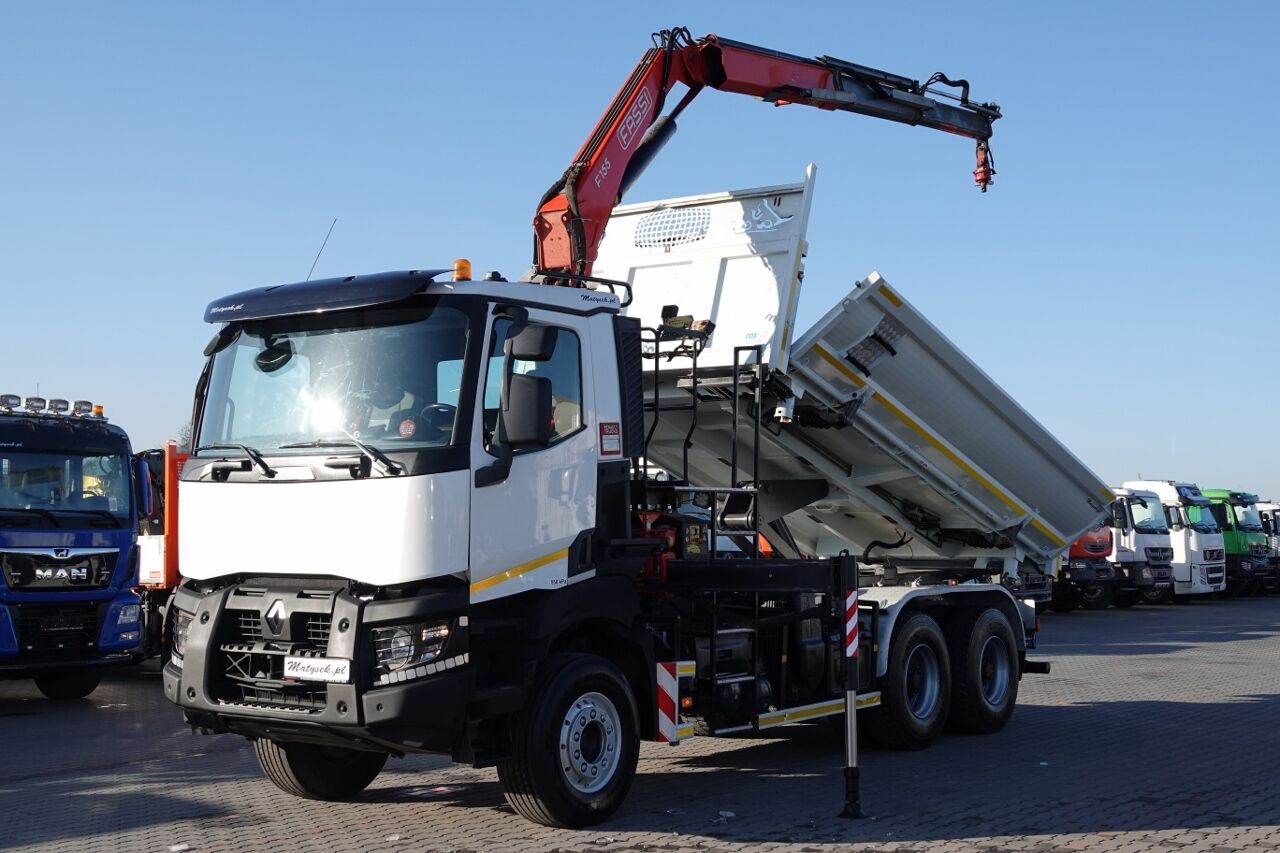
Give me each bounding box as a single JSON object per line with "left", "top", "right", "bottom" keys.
{"left": 865, "top": 608, "right": 1019, "bottom": 750}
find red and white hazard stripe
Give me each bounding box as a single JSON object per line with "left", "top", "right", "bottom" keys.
{"left": 656, "top": 662, "right": 679, "bottom": 742}
{"left": 845, "top": 588, "right": 859, "bottom": 658}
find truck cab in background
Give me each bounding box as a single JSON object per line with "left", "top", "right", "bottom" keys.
{"left": 1053, "top": 527, "right": 1116, "bottom": 611}
{"left": 0, "top": 395, "right": 148, "bottom": 698}
{"left": 1203, "top": 490, "right": 1271, "bottom": 595}
{"left": 1256, "top": 501, "right": 1280, "bottom": 582}
{"left": 1105, "top": 487, "right": 1174, "bottom": 607}
{"left": 1123, "top": 480, "right": 1225, "bottom": 599}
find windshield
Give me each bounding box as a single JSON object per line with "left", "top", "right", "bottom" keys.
{"left": 1184, "top": 504, "right": 1219, "bottom": 533}
{"left": 197, "top": 299, "right": 477, "bottom": 456}
{"left": 1128, "top": 497, "right": 1168, "bottom": 533}
{"left": 1232, "top": 503, "right": 1263, "bottom": 531}
{"left": 0, "top": 450, "right": 131, "bottom": 526}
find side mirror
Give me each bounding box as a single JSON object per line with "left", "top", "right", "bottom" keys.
{"left": 505, "top": 374, "right": 553, "bottom": 449}
{"left": 134, "top": 458, "right": 154, "bottom": 518}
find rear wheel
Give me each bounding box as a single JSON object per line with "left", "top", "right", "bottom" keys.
{"left": 1049, "top": 581, "right": 1078, "bottom": 613}
{"left": 33, "top": 670, "right": 101, "bottom": 700}
{"left": 498, "top": 654, "right": 639, "bottom": 828}
{"left": 864, "top": 613, "right": 950, "bottom": 750}
{"left": 255, "top": 740, "right": 387, "bottom": 800}
{"left": 1079, "top": 583, "right": 1114, "bottom": 610}
{"left": 946, "top": 608, "right": 1019, "bottom": 734}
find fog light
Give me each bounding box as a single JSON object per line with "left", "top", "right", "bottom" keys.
{"left": 117, "top": 604, "right": 141, "bottom": 624}
{"left": 118, "top": 630, "right": 140, "bottom": 643}
{"left": 1140, "top": 567, "right": 1153, "bottom": 580}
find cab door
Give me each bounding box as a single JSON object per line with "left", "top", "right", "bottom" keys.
{"left": 468, "top": 309, "right": 597, "bottom": 605}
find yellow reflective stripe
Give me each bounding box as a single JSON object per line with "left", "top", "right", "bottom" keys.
{"left": 758, "top": 699, "right": 845, "bottom": 727}
{"left": 811, "top": 343, "right": 867, "bottom": 388}
{"left": 470, "top": 548, "right": 569, "bottom": 595}
{"left": 877, "top": 284, "right": 903, "bottom": 308}
{"left": 1101, "top": 486, "right": 1116, "bottom": 502}
{"left": 676, "top": 724, "right": 696, "bottom": 739}
{"left": 1030, "top": 518, "right": 1067, "bottom": 548}
{"left": 676, "top": 661, "right": 696, "bottom": 678}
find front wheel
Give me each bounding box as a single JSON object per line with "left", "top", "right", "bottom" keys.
{"left": 498, "top": 654, "right": 640, "bottom": 828}
{"left": 947, "top": 608, "right": 1019, "bottom": 734}
{"left": 1079, "top": 582, "right": 1114, "bottom": 610}
{"left": 33, "top": 670, "right": 101, "bottom": 700}
{"left": 254, "top": 740, "right": 387, "bottom": 800}
{"left": 864, "top": 613, "right": 951, "bottom": 750}
{"left": 1140, "top": 585, "right": 1172, "bottom": 605}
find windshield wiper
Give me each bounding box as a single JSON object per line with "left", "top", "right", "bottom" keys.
{"left": 51, "top": 508, "right": 122, "bottom": 526}
{"left": 194, "top": 443, "right": 277, "bottom": 478}
{"left": 280, "top": 439, "right": 404, "bottom": 477}
{"left": 0, "top": 507, "right": 62, "bottom": 528}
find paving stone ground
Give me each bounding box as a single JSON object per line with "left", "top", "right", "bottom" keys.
{"left": 2, "top": 596, "right": 1279, "bottom": 852}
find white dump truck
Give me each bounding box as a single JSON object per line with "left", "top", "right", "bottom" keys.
{"left": 1123, "top": 480, "right": 1225, "bottom": 598}
{"left": 164, "top": 168, "right": 1108, "bottom": 826}
{"left": 161, "top": 28, "right": 1103, "bottom": 829}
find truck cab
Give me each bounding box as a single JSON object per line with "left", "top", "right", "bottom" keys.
{"left": 0, "top": 395, "right": 148, "bottom": 698}
{"left": 1256, "top": 501, "right": 1280, "bottom": 580}
{"left": 1053, "top": 527, "right": 1115, "bottom": 611}
{"left": 1105, "top": 487, "right": 1174, "bottom": 607}
{"left": 1203, "top": 489, "right": 1271, "bottom": 594}
{"left": 1123, "top": 480, "right": 1226, "bottom": 598}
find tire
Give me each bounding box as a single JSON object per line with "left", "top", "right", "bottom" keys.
{"left": 254, "top": 740, "right": 387, "bottom": 800}
{"left": 864, "top": 613, "right": 950, "bottom": 750}
{"left": 33, "top": 670, "right": 101, "bottom": 700}
{"left": 497, "top": 654, "right": 640, "bottom": 828}
{"left": 1113, "top": 589, "right": 1140, "bottom": 608}
{"left": 946, "top": 608, "right": 1019, "bottom": 734}
{"left": 1079, "top": 583, "right": 1114, "bottom": 610}
{"left": 1049, "top": 581, "right": 1078, "bottom": 613}
{"left": 1140, "top": 585, "right": 1172, "bottom": 605}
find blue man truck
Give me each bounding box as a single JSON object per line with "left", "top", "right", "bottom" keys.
{"left": 0, "top": 394, "right": 149, "bottom": 699}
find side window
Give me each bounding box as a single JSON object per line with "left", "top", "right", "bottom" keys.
{"left": 1209, "top": 504, "right": 1230, "bottom": 531}
{"left": 481, "top": 321, "right": 584, "bottom": 451}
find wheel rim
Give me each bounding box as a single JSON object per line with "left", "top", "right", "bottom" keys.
{"left": 558, "top": 691, "right": 621, "bottom": 795}
{"left": 979, "top": 634, "right": 1011, "bottom": 707}
{"left": 904, "top": 644, "right": 941, "bottom": 721}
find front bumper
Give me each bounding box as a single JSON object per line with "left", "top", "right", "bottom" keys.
{"left": 164, "top": 580, "right": 471, "bottom": 754}
{"left": 1061, "top": 559, "right": 1113, "bottom": 584}
{"left": 0, "top": 590, "right": 142, "bottom": 675}
{"left": 1113, "top": 562, "right": 1171, "bottom": 590}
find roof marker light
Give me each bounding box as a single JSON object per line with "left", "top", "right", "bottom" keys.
{"left": 452, "top": 258, "right": 472, "bottom": 282}
{"left": 92, "top": 404, "right": 105, "bottom": 418}
{"left": 24, "top": 397, "right": 46, "bottom": 413}
{"left": 48, "top": 399, "right": 69, "bottom": 414}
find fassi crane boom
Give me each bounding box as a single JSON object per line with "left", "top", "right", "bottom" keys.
{"left": 533, "top": 27, "right": 1003, "bottom": 281}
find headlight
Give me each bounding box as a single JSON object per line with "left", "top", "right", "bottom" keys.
{"left": 171, "top": 610, "right": 194, "bottom": 659}
{"left": 372, "top": 621, "right": 450, "bottom": 680}
{"left": 1140, "top": 567, "right": 1153, "bottom": 580}
{"left": 117, "top": 604, "right": 141, "bottom": 625}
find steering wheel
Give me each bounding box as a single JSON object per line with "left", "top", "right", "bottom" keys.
{"left": 419, "top": 403, "right": 457, "bottom": 429}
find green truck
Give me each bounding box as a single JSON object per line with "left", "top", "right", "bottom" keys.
{"left": 1202, "top": 490, "right": 1272, "bottom": 595}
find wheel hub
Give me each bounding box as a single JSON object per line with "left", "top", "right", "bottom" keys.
{"left": 978, "top": 634, "right": 1010, "bottom": 707}
{"left": 904, "top": 644, "right": 940, "bottom": 720}
{"left": 558, "top": 691, "right": 620, "bottom": 795}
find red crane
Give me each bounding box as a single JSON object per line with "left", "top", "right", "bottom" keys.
{"left": 534, "top": 27, "right": 1002, "bottom": 281}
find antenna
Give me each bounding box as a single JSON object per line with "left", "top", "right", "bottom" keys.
{"left": 305, "top": 218, "right": 338, "bottom": 282}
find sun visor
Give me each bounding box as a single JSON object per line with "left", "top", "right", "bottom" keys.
{"left": 203, "top": 269, "right": 450, "bottom": 323}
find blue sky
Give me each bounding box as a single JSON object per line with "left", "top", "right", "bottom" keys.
{"left": 2, "top": 2, "right": 1278, "bottom": 497}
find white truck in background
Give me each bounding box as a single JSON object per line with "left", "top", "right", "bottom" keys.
{"left": 1123, "top": 480, "right": 1225, "bottom": 599}
{"left": 1105, "top": 487, "right": 1175, "bottom": 606}
{"left": 1258, "top": 501, "right": 1280, "bottom": 578}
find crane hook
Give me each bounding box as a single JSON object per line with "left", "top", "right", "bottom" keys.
{"left": 973, "top": 140, "right": 995, "bottom": 192}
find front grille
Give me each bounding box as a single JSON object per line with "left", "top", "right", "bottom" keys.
{"left": 1, "top": 550, "right": 117, "bottom": 591}
{"left": 306, "top": 615, "right": 331, "bottom": 647}
{"left": 1206, "top": 564, "right": 1226, "bottom": 585}
{"left": 1144, "top": 547, "right": 1174, "bottom": 566}
{"left": 1203, "top": 549, "right": 1225, "bottom": 563}
{"left": 13, "top": 603, "right": 102, "bottom": 654}
{"left": 1083, "top": 542, "right": 1109, "bottom": 554}
{"left": 235, "top": 611, "right": 264, "bottom": 642}
{"left": 219, "top": 644, "right": 328, "bottom": 712}
{"left": 1250, "top": 543, "right": 1268, "bottom": 557}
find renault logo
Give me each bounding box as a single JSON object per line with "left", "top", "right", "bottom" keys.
{"left": 265, "top": 600, "right": 286, "bottom": 635}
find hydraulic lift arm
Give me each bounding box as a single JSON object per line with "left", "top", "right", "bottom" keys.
{"left": 534, "top": 27, "right": 1002, "bottom": 280}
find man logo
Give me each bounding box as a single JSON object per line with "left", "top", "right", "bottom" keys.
{"left": 53, "top": 548, "right": 71, "bottom": 559}
{"left": 34, "top": 566, "right": 88, "bottom": 582}
{"left": 265, "top": 600, "right": 286, "bottom": 635}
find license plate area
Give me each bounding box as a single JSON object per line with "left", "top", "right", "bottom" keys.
{"left": 283, "top": 655, "right": 351, "bottom": 683}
